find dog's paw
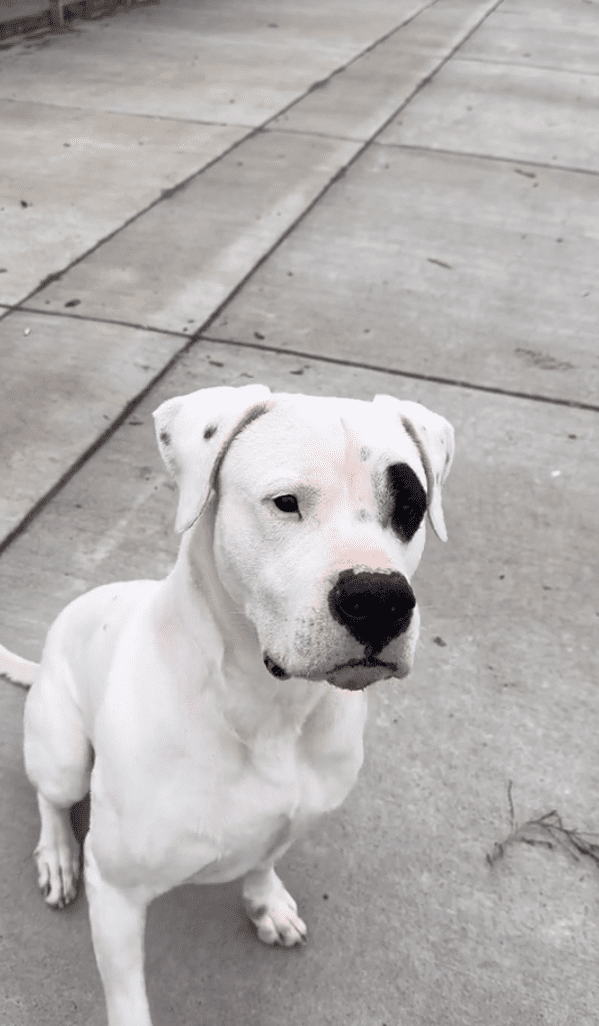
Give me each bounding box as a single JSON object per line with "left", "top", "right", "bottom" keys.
{"left": 243, "top": 869, "right": 307, "bottom": 947}
{"left": 34, "top": 837, "right": 80, "bottom": 909}
{"left": 246, "top": 895, "right": 307, "bottom": 947}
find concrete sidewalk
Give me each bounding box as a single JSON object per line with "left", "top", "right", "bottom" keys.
{"left": 1, "top": 1, "right": 599, "bottom": 1024}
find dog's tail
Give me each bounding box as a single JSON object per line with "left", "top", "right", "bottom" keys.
{"left": 0, "top": 643, "right": 38, "bottom": 688}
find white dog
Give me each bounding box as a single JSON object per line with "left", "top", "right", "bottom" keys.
{"left": 1, "top": 386, "right": 453, "bottom": 1026}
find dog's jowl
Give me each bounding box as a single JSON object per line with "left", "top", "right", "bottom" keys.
{"left": 2, "top": 386, "right": 453, "bottom": 1026}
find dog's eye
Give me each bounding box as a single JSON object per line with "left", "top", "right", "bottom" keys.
{"left": 273, "top": 494, "right": 300, "bottom": 514}
{"left": 387, "top": 463, "right": 427, "bottom": 542}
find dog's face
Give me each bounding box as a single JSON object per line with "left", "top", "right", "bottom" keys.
{"left": 154, "top": 387, "right": 453, "bottom": 691}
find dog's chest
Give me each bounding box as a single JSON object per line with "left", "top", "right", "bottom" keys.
{"left": 179, "top": 736, "right": 335, "bottom": 885}
{"left": 93, "top": 688, "right": 364, "bottom": 889}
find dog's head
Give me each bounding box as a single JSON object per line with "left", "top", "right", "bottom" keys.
{"left": 154, "top": 385, "right": 453, "bottom": 691}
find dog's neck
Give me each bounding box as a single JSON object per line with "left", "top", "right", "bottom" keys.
{"left": 161, "top": 500, "right": 326, "bottom": 745}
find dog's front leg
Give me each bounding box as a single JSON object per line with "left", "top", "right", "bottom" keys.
{"left": 84, "top": 838, "right": 153, "bottom": 1026}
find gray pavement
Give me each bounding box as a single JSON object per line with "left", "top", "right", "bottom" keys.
{"left": 1, "top": 1, "right": 599, "bottom": 1024}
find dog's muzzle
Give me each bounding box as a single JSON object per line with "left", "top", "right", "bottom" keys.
{"left": 328, "top": 569, "right": 416, "bottom": 655}
{"left": 263, "top": 570, "right": 416, "bottom": 689}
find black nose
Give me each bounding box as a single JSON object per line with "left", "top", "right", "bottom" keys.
{"left": 328, "top": 570, "right": 416, "bottom": 654}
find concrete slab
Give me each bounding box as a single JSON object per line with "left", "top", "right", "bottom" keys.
{"left": 458, "top": 0, "right": 599, "bottom": 75}
{"left": 271, "top": 0, "right": 502, "bottom": 141}
{"left": 0, "top": 0, "right": 425, "bottom": 124}
{"left": 10, "top": 0, "right": 503, "bottom": 330}
{"left": 209, "top": 144, "right": 599, "bottom": 407}
{"left": 135, "top": 0, "right": 427, "bottom": 51}
{"left": 380, "top": 58, "right": 599, "bottom": 172}
{"left": 0, "top": 102, "right": 246, "bottom": 305}
{"left": 0, "top": 309, "right": 185, "bottom": 544}
{"left": 25, "top": 129, "right": 361, "bottom": 332}
{"left": 0, "top": 0, "right": 435, "bottom": 310}
{"left": 1, "top": 341, "right": 598, "bottom": 1025}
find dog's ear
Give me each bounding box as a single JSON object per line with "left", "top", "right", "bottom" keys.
{"left": 373, "top": 395, "right": 455, "bottom": 542}
{"left": 153, "top": 384, "right": 272, "bottom": 533}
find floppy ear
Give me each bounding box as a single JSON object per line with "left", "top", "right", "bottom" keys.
{"left": 153, "top": 384, "right": 272, "bottom": 533}
{"left": 373, "top": 395, "right": 455, "bottom": 542}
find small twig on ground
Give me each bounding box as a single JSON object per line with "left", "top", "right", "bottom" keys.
{"left": 487, "top": 781, "right": 599, "bottom": 870}
{"left": 507, "top": 778, "right": 515, "bottom": 831}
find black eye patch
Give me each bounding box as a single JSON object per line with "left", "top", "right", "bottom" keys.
{"left": 386, "top": 463, "right": 427, "bottom": 542}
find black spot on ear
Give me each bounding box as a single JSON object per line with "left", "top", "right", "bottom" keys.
{"left": 387, "top": 463, "right": 426, "bottom": 542}
{"left": 204, "top": 424, "right": 217, "bottom": 441}
{"left": 159, "top": 430, "right": 171, "bottom": 447}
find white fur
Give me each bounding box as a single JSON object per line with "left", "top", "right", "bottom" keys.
{"left": 2, "top": 386, "right": 453, "bottom": 1026}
